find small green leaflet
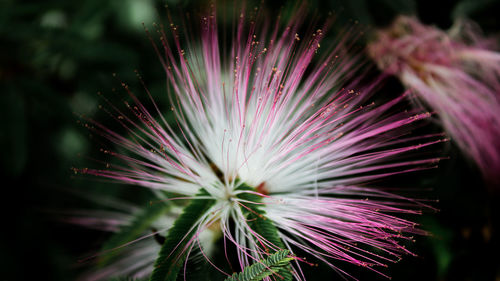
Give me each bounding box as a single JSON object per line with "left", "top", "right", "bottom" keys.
{"left": 224, "top": 250, "right": 294, "bottom": 281}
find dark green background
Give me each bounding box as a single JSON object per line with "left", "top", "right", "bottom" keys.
{"left": 1, "top": 0, "right": 499, "bottom": 280}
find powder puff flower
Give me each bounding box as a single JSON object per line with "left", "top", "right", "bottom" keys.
{"left": 77, "top": 7, "right": 444, "bottom": 281}
{"left": 368, "top": 16, "right": 500, "bottom": 185}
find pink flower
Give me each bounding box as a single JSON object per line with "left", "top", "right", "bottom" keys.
{"left": 77, "top": 8, "right": 444, "bottom": 280}
{"left": 369, "top": 16, "right": 500, "bottom": 185}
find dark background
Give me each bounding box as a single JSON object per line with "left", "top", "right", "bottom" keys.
{"left": 1, "top": 0, "right": 499, "bottom": 280}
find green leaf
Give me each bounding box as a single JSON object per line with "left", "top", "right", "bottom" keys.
{"left": 237, "top": 184, "right": 293, "bottom": 281}
{"left": 99, "top": 201, "right": 170, "bottom": 266}
{"left": 149, "top": 189, "right": 215, "bottom": 281}
{"left": 224, "top": 250, "right": 294, "bottom": 281}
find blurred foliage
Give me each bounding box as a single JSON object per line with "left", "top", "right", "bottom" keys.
{"left": 0, "top": 0, "right": 498, "bottom": 280}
